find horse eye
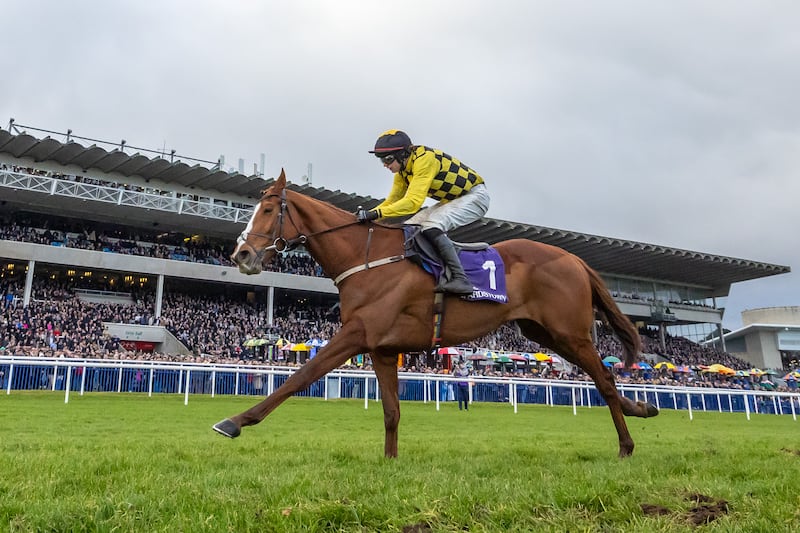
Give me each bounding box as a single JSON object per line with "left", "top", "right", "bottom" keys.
{"left": 263, "top": 206, "right": 273, "bottom": 214}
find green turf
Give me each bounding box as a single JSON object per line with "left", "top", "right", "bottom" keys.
{"left": 1, "top": 392, "right": 798, "bottom": 532}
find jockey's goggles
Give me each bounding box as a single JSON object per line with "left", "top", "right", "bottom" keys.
{"left": 378, "top": 154, "right": 396, "bottom": 165}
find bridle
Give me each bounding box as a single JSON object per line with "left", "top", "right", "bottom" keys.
{"left": 236, "top": 188, "right": 359, "bottom": 261}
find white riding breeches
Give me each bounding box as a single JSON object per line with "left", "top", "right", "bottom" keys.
{"left": 405, "top": 184, "right": 490, "bottom": 233}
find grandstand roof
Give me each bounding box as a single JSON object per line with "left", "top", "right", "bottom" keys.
{"left": 277, "top": 181, "right": 788, "bottom": 293}
{"left": 0, "top": 127, "right": 790, "bottom": 294}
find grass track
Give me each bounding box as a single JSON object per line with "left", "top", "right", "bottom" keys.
{"left": 1, "top": 392, "right": 799, "bottom": 532}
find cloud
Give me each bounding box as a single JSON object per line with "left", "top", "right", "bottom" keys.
{"left": 2, "top": 0, "right": 797, "bottom": 330}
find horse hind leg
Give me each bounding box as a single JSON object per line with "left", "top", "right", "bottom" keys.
{"left": 516, "top": 320, "right": 640, "bottom": 458}
{"left": 564, "top": 339, "right": 638, "bottom": 458}
{"left": 516, "top": 318, "right": 659, "bottom": 420}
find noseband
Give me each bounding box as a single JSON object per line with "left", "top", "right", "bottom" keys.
{"left": 237, "top": 189, "right": 306, "bottom": 261}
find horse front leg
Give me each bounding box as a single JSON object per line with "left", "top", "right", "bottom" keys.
{"left": 372, "top": 352, "right": 401, "bottom": 458}
{"left": 212, "top": 323, "right": 365, "bottom": 439}
{"left": 620, "top": 396, "right": 660, "bottom": 417}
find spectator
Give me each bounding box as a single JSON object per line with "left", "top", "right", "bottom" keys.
{"left": 453, "top": 361, "right": 470, "bottom": 410}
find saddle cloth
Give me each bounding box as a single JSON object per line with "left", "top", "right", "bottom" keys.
{"left": 403, "top": 226, "right": 508, "bottom": 303}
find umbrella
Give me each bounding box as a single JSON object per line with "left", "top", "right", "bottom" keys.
{"left": 705, "top": 364, "right": 735, "bottom": 375}
{"left": 509, "top": 354, "right": 527, "bottom": 362}
{"left": 243, "top": 338, "right": 267, "bottom": 347}
{"left": 549, "top": 355, "right": 563, "bottom": 365}
{"left": 783, "top": 371, "right": 800, "bottom": 380}
{"left": 437, "top": 347, "right": 460, "bottom": 356}
{"left": 532, "top": 352, "right": 552, "bottom": 362}
{"left": 496, "top": 355, "right": 512, "bottom": 363}
{"left": 468, "top": 354, "right": 487, "bottom": 361}
{"left": 675, "top": 365, "right": 693, "bottom": 373}
{"left": 638, "top": 362, "right": 653, "bottom": 370}
{"left": 292, "top": 343, "right": 311, "bottom": 351}
{"left": 654, "top": 362, "right": 676, "bottom": 370}
{"left": 602, "top": 356, "right": 622, "bottom": 364}
{"left": 749, "top": 368, "right": 765, "bottom": 376}
{"left": 759, "top": 380, "right": 776, "bottom": 390}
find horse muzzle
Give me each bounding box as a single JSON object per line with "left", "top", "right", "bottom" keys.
{"left": 231, "top": 243, "right": 265, "bottom": 275}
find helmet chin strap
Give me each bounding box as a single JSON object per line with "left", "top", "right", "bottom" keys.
{"left": 397, "top": 147, "right": 412, "bottom": 166}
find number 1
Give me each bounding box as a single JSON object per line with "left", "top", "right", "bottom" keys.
{"left": 482, "top": 260, "right": 497, "bottom": 290}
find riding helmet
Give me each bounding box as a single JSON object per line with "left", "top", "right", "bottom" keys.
{"left": 369, "top": 129, "right": 413, "bottom": 155}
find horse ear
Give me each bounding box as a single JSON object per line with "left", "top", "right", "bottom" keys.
{"left": 276, "top": 169, "right": 287, "bottom": 189}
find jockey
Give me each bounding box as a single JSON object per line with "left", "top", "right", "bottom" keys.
{"left": 356, "top": 129, "right": 491, "bottom": 295}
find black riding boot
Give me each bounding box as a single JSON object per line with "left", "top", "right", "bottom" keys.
{"left": 423, "top": 228, "right": 474, "bottom": 295}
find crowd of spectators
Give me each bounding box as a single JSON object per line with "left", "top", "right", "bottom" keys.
{"left": 2, "top": 275, "right": 793, "bottom": 392}
{"left": 0, "top": 188, "right": 791, "bottom": 392}
{"left": 0, "top": 279, "right": 340, "bottom": 366}
{"left": 593, "top": 324, "right": 749, "bottom": 371}
{"left": 0, "top": 214, "right": 323, "bottom": 277}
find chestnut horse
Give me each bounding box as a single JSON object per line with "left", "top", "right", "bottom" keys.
{"left": 214, "top": 170, "right": 658, "bottom": 458}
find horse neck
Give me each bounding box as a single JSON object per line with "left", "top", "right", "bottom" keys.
{"left": 288, "top": 191, "right": 401, "bottom": 278}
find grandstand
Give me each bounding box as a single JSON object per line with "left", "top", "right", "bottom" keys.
{"left": 0, "top": 121, "right": 791, "bottom": 368}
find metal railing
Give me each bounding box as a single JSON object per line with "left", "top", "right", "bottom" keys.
{"left": 0, "top": 168, "right": 253, "bottom": 224}
{"left": 2, "top": 357, "right": 798, "bottom": 421}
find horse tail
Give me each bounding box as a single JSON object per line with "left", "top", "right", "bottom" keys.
{"left": 581, "top": 258, "right": 641, "bottom": 368}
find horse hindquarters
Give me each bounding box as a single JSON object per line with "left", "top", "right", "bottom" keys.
{"left": 515, "top": 318, "right": 636, "bottom": 457}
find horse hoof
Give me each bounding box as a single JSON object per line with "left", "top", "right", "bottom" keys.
{"left": 635, "top": 401, "right": 660, "bottom": 418}
{"left": 212, "top": 419, "right": 241, "bottom": 438}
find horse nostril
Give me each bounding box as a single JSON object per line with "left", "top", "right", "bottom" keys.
{"left": 233, "top": 250, "right": 251, "bottom": 264}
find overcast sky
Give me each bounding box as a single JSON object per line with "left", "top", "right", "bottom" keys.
{"left": 3, "top": 1, "right": 798, "bottom": 330}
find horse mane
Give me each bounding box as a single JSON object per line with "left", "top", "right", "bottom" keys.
{"left": 266, "top": 182, "right": 402, "bottom": 230}
{"left": 286, "top": 185, "right": 353, "bottom": 216}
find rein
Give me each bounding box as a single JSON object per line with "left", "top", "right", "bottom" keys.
{"left": 238, "top": 186, "right": 439, "bottom": 351}
{"left": 238, "top": 189, "right": 360, "bottom": 257}
{"left": 238, "top": 189, "right": 404, "bottom": 281}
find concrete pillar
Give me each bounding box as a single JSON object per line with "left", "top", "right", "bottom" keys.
{"left": 267, "top": 286, "right": 274, "bottom": 326}
{"left": 23, "top": 260, "right": 35, "bottom": 307}
{"left": 717, "top": 322, "right": 727, "bottom": 352}
{"left": 155, "top": 274, "right": 164, "bottom": 318}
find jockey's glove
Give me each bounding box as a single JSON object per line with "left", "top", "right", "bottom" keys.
{"left": 355, "top": 209, "right": 379, "bottom": 223}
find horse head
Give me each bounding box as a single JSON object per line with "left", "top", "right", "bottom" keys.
{"left": 232, "top": 169, "right": 304, "bottom": 275}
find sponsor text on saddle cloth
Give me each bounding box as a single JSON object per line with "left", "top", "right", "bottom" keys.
{"left": 404, "top": 227, "right": 508, "bottom": 303}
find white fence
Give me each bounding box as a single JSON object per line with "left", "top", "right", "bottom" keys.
{"left": 1, "top": 356, "right": 798, "bottom": 421}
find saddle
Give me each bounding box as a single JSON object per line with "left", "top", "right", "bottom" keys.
{"left": 403, "top": 226, "right": 508, "bottom": 303}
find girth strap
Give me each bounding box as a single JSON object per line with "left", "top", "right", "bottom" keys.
{"left": 332, "top": 254, "right": 405, "bottom": 286}
{"left": 430, "top": 292, "right": 445, "bottom": 351}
